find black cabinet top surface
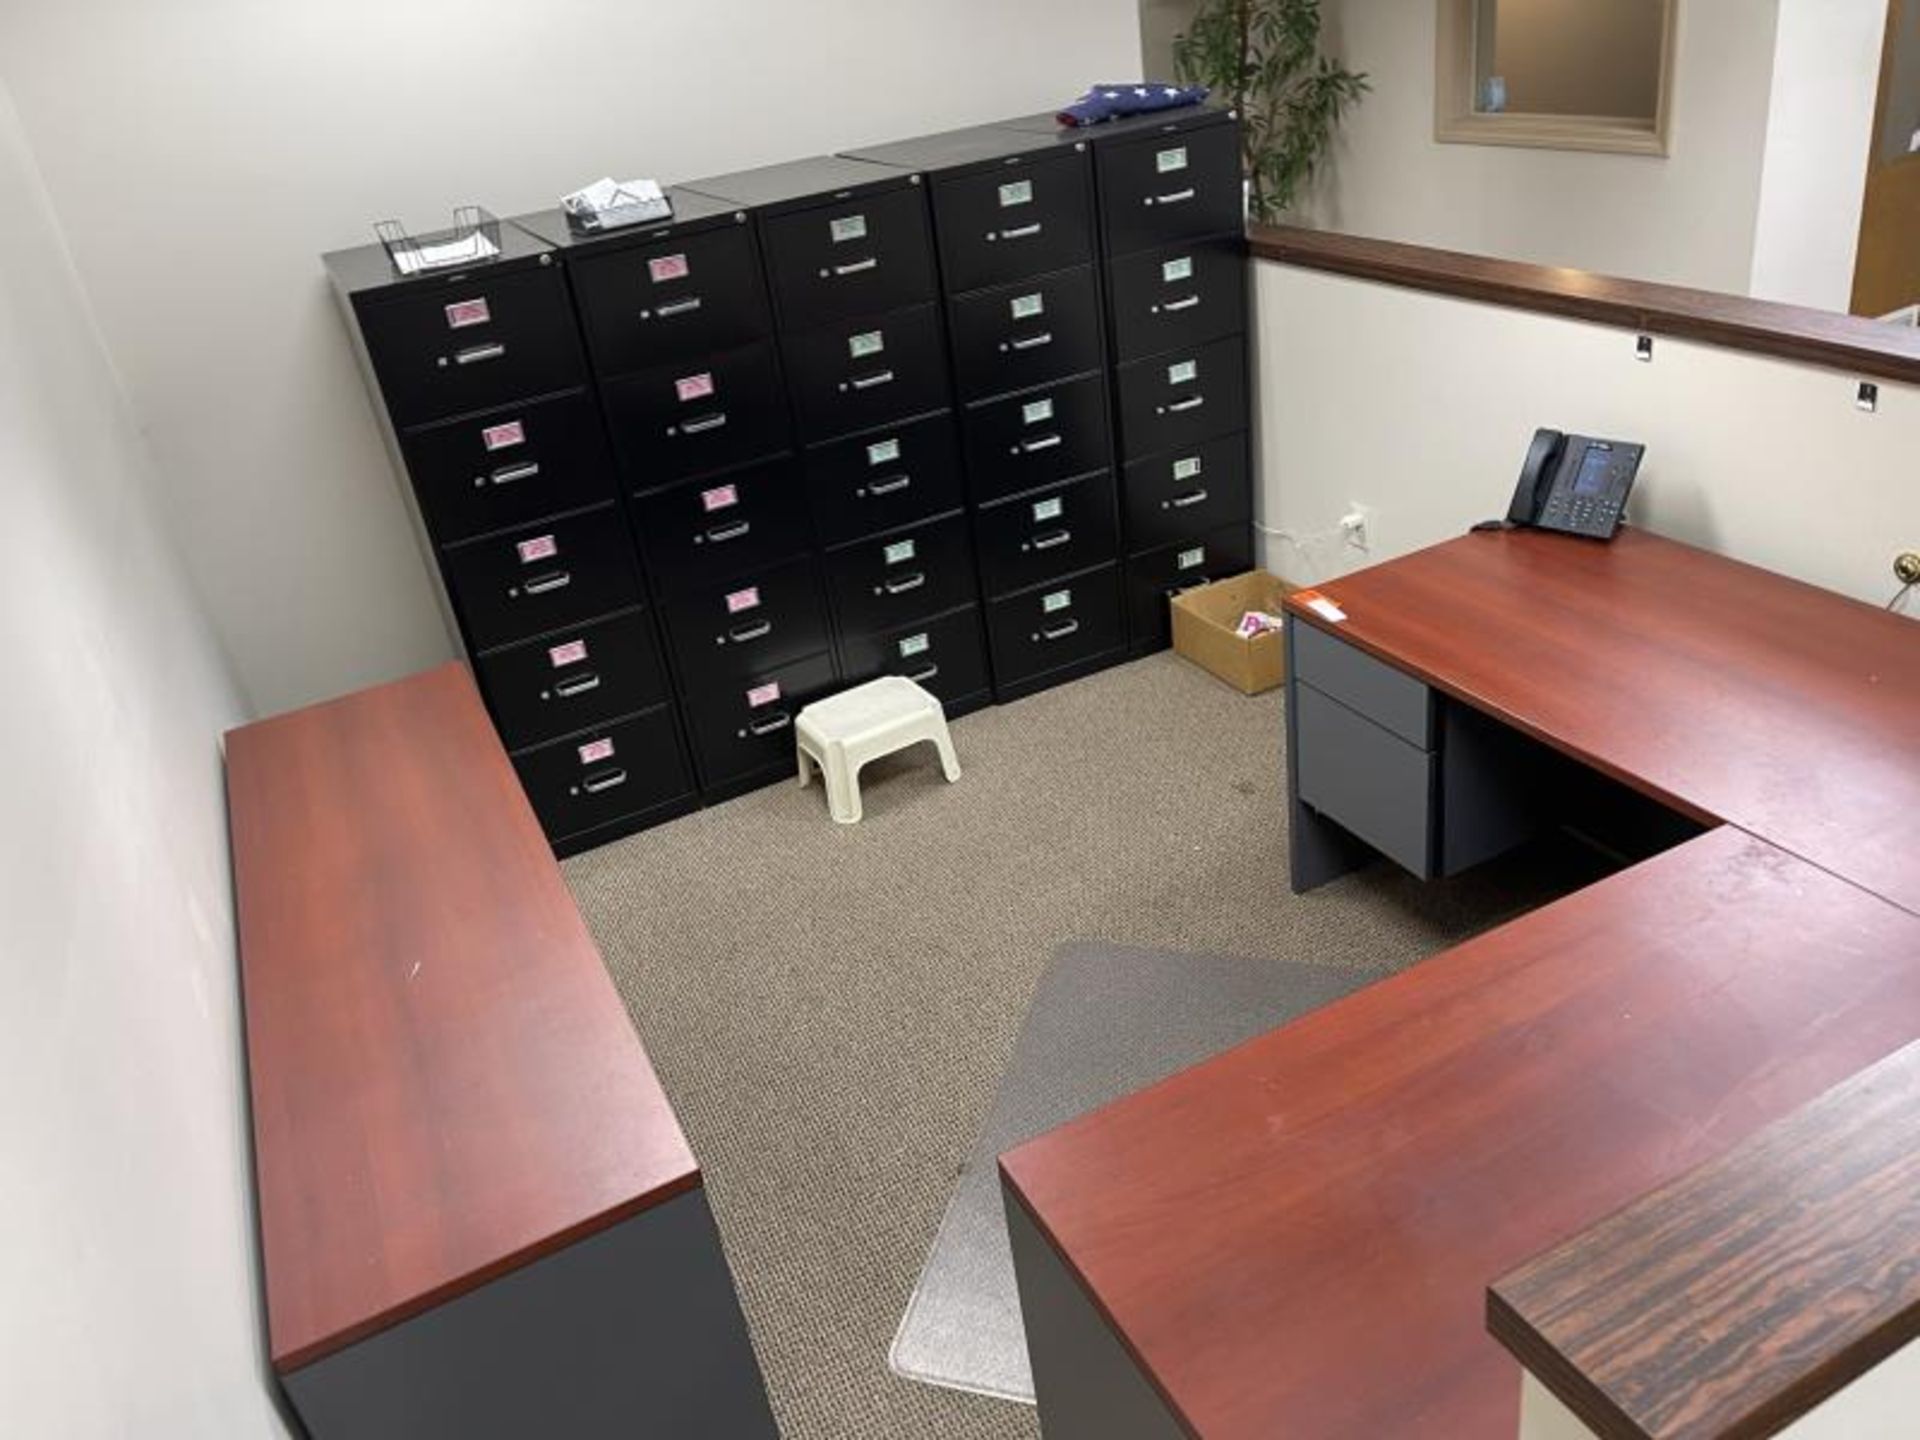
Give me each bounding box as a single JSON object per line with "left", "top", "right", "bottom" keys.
{"left": 323, "top": 220, "right": 556, "bottom": 303}
{"left": 841, "top": 121, "right": 1083, "bottom": 178}
{"left": 998, "top": 101, "right": 1237, "bottom": 145}
{"left": 510, "top": 188, "right": 746, "bottom": 254}
{"left": 681, "top": 155, "right": 914, "bottom": 215}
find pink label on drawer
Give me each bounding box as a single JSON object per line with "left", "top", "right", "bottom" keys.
{"left": 548, "top": 639, "right": 589, "bottom": 668}
{"left": 649, "top": 252, "right": 691, "bottom": 283}
{"left": 516, "top": 534, "right": 558, "bottom": 563}
{"left": 746, "top": 681, "right": 782, "bottom": 708}
{"left": 445, "top": 297, "right": 491, "bottom": 329}
{"left": 701, "top": 483, "right": 740, "bottom": 512}
{"left": 577, "top": 737, "right": 616, "bottom": 765}
{"left": 676, "top": 371, "right": 716, "bottom": 402}
{"left": 725, "top": 586, "right": 761, "bottom": 614}
{"left": 480, "top": 419, "right": 526, "bottom": 451}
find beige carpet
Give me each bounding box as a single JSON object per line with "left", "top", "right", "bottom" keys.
{"left": 563, "top": 651, "right": 1600, "bottom": 1440}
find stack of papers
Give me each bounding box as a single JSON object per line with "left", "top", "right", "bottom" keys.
{"left": 562, "top": 177, "right": 671, "bottom": 231}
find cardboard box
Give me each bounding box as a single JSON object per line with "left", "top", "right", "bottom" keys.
{"left": 1170, "top": 570, "right": 1292, "bottom": 695}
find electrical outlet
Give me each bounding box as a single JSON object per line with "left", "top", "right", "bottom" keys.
{"left": 1897, "top": 551, "right": 1920, "bottom": 585}
{"left": 1341, "top": 504, "right": 1375, "bottom": 552}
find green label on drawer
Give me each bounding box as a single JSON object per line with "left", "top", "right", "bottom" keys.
{"left": 831, "top": 213, "right": 868, "bottom": 243}
{"left": 999, "top": 178, "right": 1034, "bottom": 208}
{"left": 1156, "top": 145, "right": 1189, "bottom": 174}
{"left": 1033, "top": 496, "right": 1064, "bottom": 522}
{"left": 1173, "top": 455, "right": 1203, "bottom": 481}
{"left": 1168, "top": 359, "right": 1198, "bottom": 385}
{"left": 1043, "top": 588, "right": 1073, "bottom": 614}
{"left": 1010, "top": 292, "right": 1046, "bottom": 321}
{"left": 867, "top": 437, "right": 901, "bottom": 466}
{"left": 849, "top": 329, "right": 886, "bottom": 359}
{"left": 1177, "top": 545, "right": 1206, "bottom": 570}
{"left": 1022, "top": 397, "right": 1055, "bottom": 425}
{"left": 899, "top": 632, "right": 931, "bottom": 658}
{"left": 884, "top": 539, "right": 917, "bottom": 565}
{"left": 1162, "top": 255, "right": 1194, "bottom": 283}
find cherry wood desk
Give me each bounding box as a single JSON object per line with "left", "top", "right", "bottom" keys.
{"left": 1000, "top": 529, "right": 1920, "bottom": 1439}
{"left": 228, "top": 663, "right": 774, "bottom": 1438}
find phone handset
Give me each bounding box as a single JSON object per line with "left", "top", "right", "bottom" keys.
{"left": 1507, "top": 428, "right": 1567, "bottom": 525}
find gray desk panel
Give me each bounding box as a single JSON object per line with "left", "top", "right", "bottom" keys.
{"left": 1290, "top": 620, "right": 1433, "bottom": 748}
{"left": 1295, "top": 680, "right": 1436, "bottom": 878}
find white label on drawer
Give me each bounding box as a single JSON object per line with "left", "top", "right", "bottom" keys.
{"left": 848, "top": 329, "right": 886, "bottom": 359}
{"left": 998, "top": 178, "right": 1034, "bottom": 208}
{"left": 884, "top": 538, "right": 917, "bottom": 565}
{"left": 725, "top": 585, "right": 762, "bottom": 614}
{"left": 899, "top": 631, "right": 931, "bottom": 658}
{"left": 444, "top": 296, "right": 491, "bottom": 329}
{"left": 1177, "top": 545, "right": 1206, "bottom": 570}
{"left": 1162, "top": 255, "right": 1195, "bottom": 284}
{"left": 481, "top": 419, "right": 526, "bottom": 452}
{"left": 1168, "top": 359, "right": 1199, "bottom": 385}
{"left": 1032, "top": 495, "right": 1064, "bottom": 522}
{"left": 830, "top": 213, "right": 868, "bottom": 243}
{"left": 676, "top": 371, "right": 716, "bottom": 402}
{"left": 746, "top": 680, "right": 782, "bottom": 708}
{"left": 1010, "top": 292, "right": 1046, "bottom": 321}
{"left": 867, "top": 437, "right": 901, "bottom": 466}
{"left": 1173, "top": 455, "right": 1203, "bottom": 481}
{"left": 648, "top": 252, "right": 690, "bottom": 283}
{"left": 1156, "top": 145, "right": 1189, "bottom": 174}
{"left": 1042, "top": 588, "right": 1073, "bottom": 614}
{"left": 701, "top": 483, "right": 740, "bottom": 512}
{"left": 548, "top": 638, "right": 589, "bottom": 668}
{"left": 517, "top": 534, "right": 558, "bottom": 563}
{"left": 577, "top": 737, "right": 616, "bottom": 765}
{"left": 1022, "top": 397, "right": 1055, "bottom": 425}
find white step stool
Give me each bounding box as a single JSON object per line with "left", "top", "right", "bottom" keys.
{"left": 796, "top": 676, "right": 961, "bottom": 824}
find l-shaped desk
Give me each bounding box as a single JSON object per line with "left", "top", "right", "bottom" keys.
{"left": 1001, "top": 527, "right": 1920, "bottom": 1438}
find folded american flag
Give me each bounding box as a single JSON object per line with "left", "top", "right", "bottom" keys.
{"left": 1057, "top": 82, "right": 1210, "bottom": 128}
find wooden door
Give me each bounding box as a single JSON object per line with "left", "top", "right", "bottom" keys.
{"left": 1852, "top": 0, "right": 1920, "bottom": 316}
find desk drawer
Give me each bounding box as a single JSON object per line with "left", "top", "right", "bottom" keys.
{"left": 1108, "top": 233, "right": 1247, "bottom": 363}
{"left": 763, "top": 185, "right": 938, "bottom": 331}
{"left": 443, "top": 505, "right": 642, "bottom": 651}
{"left": 1124, "top": 522, "right": 1253, "bottom": 650}
{"left": 663, "top": 554, "right": 830, "bottom": 692}
{"left": 684, "top": 651, "right": 839, "bottom": 787}
{"left": 512, "top": 705, "right": 693, "bottom": 842}
{"left": 826, "top": 511, "right": 976, "bottom": 637}
{"left": 1122, "top": 433, "right": 1251, "bottom": 552}
{"left": 948, "top": 265, "right": 1104, "bottom": 402}
{"left": 1294, "top": 682, "right": 1435, "bottom": 878}
{"left": 476, "top": 606, "right": 670, "bottom": 752}
{"left": 1096, "top": 122, "right": 1243, "bottom": 258}
{"left": 975, "top": 469, "right": 1118, "bottom": 600}
{"left": 570, "top": 221, "right": 771, "bottom": 377}
{"left": 960, "top": 372, "right": 1113, "bottom": 505}
{"left": 932, "top": 147, "right": 1095, "bottom": 293}
{"left": 839, "top": 603, "right": 991, "bottom": 709}
{"left": 805, "top": 410, "right": 963, "bottom": 546}
{"left": 985, "top": 565, "right": 1125, "bottom": 689}
{"left": 1290, "top": 621, "right": 1433, "bottom": 749}
{"left": 600, "top": 340, "right": 790, "bottom": 488}
{"left": 401, "top": 390, "right": 615, "bottom": 544}
{"left": 781, "top": 303, "right": 950, "bottom": 443}
{"left": 359, "top": 264, "right": 585, "bottom": 426}
{"left": 1115, "top": 335, "right": 1247, "bottom": 460}
{"left": 629, "top": 457, "right": 811, "bottom": 592}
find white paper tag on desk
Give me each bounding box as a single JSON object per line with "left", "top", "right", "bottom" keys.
{"left": 1295, "top": 589, "right": 1346, "bottom": 623}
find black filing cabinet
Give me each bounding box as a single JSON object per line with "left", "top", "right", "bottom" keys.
{"left": 324, "top": 224, "right": 696, "bottom": 855}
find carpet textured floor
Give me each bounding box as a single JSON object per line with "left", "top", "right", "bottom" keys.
{"left": 563, "top": 651, "right": 1600, "bottom": 1440}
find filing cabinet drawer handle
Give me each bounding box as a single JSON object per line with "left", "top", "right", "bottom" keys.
{"left": 452, "top": 342, "right": 507, "bottom": 366}
{"left": 1019, "top": 433, "right": 1062, "bottom": 454}
{"left": 906, "top": 663, "right": 940, "bottom": 684}
{"left": 882, "top": 572, "right": 927, "bottom": 596}
{"left": 997, "top": 222, "right": 1043, "bottom": 240}
{"left": 865, "top": 474, "right": 912, "bottom": 497}
{"left": 1040, "top": 619, "right": 1081, "bottom": 642}
{"left": 705, "top": 520, "right": 752, "bottom": 544}
{"left": 1009, "top": 332, "right": 1054, "bottom": 352}
{"left": 552, "top": 672, "right": 602, "bottom": 699}
{"left": 581, "top": 767, "right": 628, "bottom": 794}
{"left": 850, "top": 369, "right": 896, "bottom": 391}
{"left": 521, "top": 570, "right": 573, "bottom": 596}
{"left": 1161, "top": 294, "right": 1201, "bottom": 312}
{"left": 1031, "top": 528, "right": 1072, "bottom": 551}
{"left": 831, "top": 257, "right": 879, "bottom": 277}
{"left": 680, "top": 412, "right": 729, "bottom": 435}
{"left": 726, "top": 619, "right": 773, "bottom": 643}
{"left": 1169, "top": 487, "right": 1210, "bottom": 509}
{"left": 1167, "top": 395, "right": 1206, "bottom": 414}
{"left": 1148, "top": 188, "right": 1197, "bottom": 207}
{"left": 748, "top": 711, "right": 793, "bottom": 737}
{"left": 488, "top": 461, "right": 541, "bottom": 487}
{"left": 653, "top": 296, "right": 703, "bottom": 318}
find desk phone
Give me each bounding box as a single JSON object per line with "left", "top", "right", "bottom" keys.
{"left": 1494, "top": 428, "right": 1645, "bottom": 540}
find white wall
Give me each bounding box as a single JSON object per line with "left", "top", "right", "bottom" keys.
{"left": 0, "top": 83, "right": 288, "bottom": 1440}
{"left": 1254, "top": 260, "right": 1917, "bottom": 612}
{"left": 0, "top": 0, "right": 1142, "bottom": 716}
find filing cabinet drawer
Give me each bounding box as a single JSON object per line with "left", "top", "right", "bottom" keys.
{"left": 1096, "top": 121, "right": 1243, "bottom": 258}
{"left": 475, "top": 606, "right": 670, "bottom": 751}
{"left": 959, "top": 372, "right": 1113, "bottom": 505}
{"left": 401, "top": 390, "right": 616, "bottom": 544}
{"left": 839, "top": 603, "right": 991, "bottom": 708}
{"left": 662, "top": 554, "right": 831, "bottom": 693}
{"left": 600, "top": 340, "right": 790, "bottom": 488}
{"left": 985, "top": 565, "right": 1125, "bottom": 689}
{"left": 358, "top": 264, "right": 585, "bottom": 426}
{"left": 1123, "top": 433, "right": 1252, "bottom": 552}
{"left": 781, "top": 303, "right": 950, "bottom": 442}
{"left": 684, "top": 651, "right": 839, "bottom": 786}
{"left": 1108, "top": 233, "right": 1247, "bottom": 363}
{"left": 762, "top": 185, "right": 938, "bottom": 330}
{"left": 569, "top": 221, "right": 772, "bottom": 377}
{"left": 805, "top": 410, "right": 964, "bottom": 546}
{"left": 1115, "top": 335, "right": 1248, "bottom": 459}
{"left": 629, "top": 457, "right": 812, "bottom": 591}
{"left": 1294, "top": 681, "right": 1436, "bottom": 878}
{"left": 1290, "top": 620, "right": 1434, "bottom": 748}
{"left": 947, "top": 265, "right": 1104, "bottom": 402}
{"left": 974, "top": 469, "right": 1118, "bottom": 599}
{"left": 826, "top": 511, "right": 977, "bottom": 637}
{"left": 931, "top": 147, "right": 1095, "bottom": 292}
{"left": 1124, "top": 522, "right": 1253, "bottom": 650}
{"left": 442, "top": 505, "right": 642, "bottom": 651}
{"left": 512, "top": 705, "right": 693, "bottom": 842}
